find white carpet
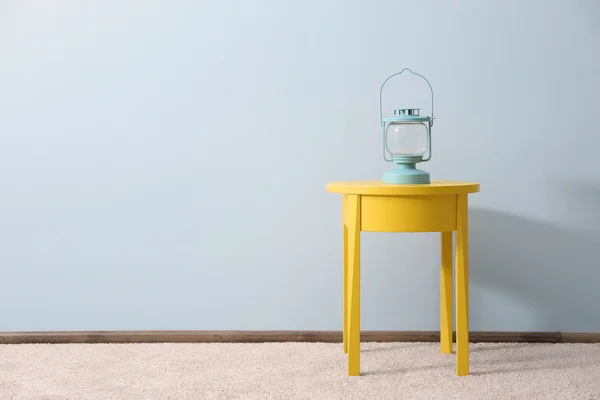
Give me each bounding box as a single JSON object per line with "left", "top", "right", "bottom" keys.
{"left": 0, "top": 342, "right": 599, "bottom": 399}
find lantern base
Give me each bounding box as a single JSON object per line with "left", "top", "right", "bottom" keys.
{"left": 383, "top": 164, "right": 430, "bottom": 184}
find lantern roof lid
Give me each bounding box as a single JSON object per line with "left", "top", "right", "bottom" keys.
{"left": 383, "top": 108, "right": 430, "bottom": 123}
{"left": 395, "top": 108, "right": 420, "bottom": 115}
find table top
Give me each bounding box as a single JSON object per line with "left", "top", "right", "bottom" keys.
{"left": 326, "top": 180, "right": 480, "bottom": 196}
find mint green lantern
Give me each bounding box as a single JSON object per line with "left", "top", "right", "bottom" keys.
{"left": 380, "top": 69, "right": 434, "bottom": 184}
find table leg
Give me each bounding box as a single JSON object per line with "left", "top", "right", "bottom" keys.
{"left": 346, "top": 194, "right": 361, "bottom": 376}
{"left": 455, "top": 194, "right": 469, "bottom": 376}
{"left": 342, "top": 196, "right": 348, "bottom": 354}
{"left": 440, "top": 231, "right": 453, "bottom": 354}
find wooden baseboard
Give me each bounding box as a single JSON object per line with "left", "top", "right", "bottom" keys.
{"left": 0, "top": 330, "right": 599, "bottom": 344}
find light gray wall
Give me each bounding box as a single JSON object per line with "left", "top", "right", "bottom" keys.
{"left": 1, "top": 0, "right": 599, "bottom": 332}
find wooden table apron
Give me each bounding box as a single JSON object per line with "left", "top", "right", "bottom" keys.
{"left": 326, "top": 181, "right": 480, "bottom": 377}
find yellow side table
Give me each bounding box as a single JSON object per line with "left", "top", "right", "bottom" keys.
{"left": 326, "top": 180, "right": 480, "bottom": 376}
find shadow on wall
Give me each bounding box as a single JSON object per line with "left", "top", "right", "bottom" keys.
{"left": 469, "top": 185, "right": 600, "bottom": 332}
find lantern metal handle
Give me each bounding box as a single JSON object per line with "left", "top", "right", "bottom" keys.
{"left": 379, "top": 68, "right": 434, "bottom": 126}
{"left": 379, "top": 68, "right": 434, "bottom": 163}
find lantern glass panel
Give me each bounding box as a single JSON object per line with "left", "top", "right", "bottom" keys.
{"left": 385, "top": 122, "right": 428, "bottom": 156}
